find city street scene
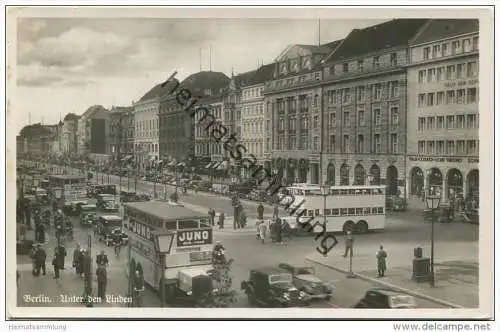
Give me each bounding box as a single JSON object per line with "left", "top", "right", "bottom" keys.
{"left": 13, "top": 14, "right": 481, "bottom": 314}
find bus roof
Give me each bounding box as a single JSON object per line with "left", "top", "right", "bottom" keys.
{"left": 99, "top": 215, "right": 122, "bottom": 221}
{"left": 123, "top": 201, "right": 206, "bottom": 220}
{"left": 49, "top": 174, "right": 86, "bottom": 180}
{"left": 287, "top": 184, "right": 386, "bottom": 190}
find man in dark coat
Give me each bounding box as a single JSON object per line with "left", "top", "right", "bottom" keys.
{"left": 96, "top": 250, "right": 109, "bottom": 266}
{"left": 77, "top": 248, "right": 85, "bottom": 277}
{"left": 38, "top": 223, "right": 46, "bottom": 244}
{"left": 72, "top": 244, "right": 81, "bottom": 274}
{"left": 376, "top": 245, "right": 388, "bottom": 278}
{"left": 257, "top": 203, "right": 264, "bottom": 220}
{"left": 52, "top": 254, "right": 60, "bottom": 279}
{"left": 56, "top": 244, "right": 67, "bottom": 269}
{"left": 96, "top": 265, "right": 107, "bottom": 301}
{"left": 35, "top": 245, "right": 47, "bottom": 276}
{"left": 275, "top": 218, "right": 283, "bottom": 244}
{"left": 218, "top": 212, "right": 225, "bottom": 229}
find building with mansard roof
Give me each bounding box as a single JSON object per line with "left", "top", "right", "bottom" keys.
{"left": 406, "top": 19, "right": 479, "bottom": 205}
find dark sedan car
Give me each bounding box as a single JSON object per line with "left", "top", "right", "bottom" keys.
{"left": 353, "top": 288, "right": 417, "bottom": 308}
{"left": 278, "top": 263, "right": 333, "bottom": 300}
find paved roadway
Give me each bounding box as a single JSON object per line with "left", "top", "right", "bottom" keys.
{"left": 16, "top": 166, "right": 476, "bottom": 309}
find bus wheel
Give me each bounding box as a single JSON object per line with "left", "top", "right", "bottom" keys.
{"left": 342, "top": 221, "right": 355, "bottom": 233}
{"left": 356, "top": 220, "right": 368, "bottom": 234}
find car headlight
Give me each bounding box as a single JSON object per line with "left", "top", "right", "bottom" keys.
{"left": 282, "top": 292, "right": 290, "bottom": 300}
{"left": 186, "top": 290, "right": 192, "bottom": 296}
{"left": 299, "top": 291, "right": 306, "bottom": 298}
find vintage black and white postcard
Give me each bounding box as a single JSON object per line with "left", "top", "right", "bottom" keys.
{"left": 4, "top": 5, "right": 495, "bottom": 320}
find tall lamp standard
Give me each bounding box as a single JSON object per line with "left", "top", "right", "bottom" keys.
{"left": 426, "top": 195, "right": 441, "bottom": 287}
{"left": 320, "top": 181, "right": 329, "bottom": 233}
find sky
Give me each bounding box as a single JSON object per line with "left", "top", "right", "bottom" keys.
{"left": 14, "top": 16, "right": 384, "bottom": 133}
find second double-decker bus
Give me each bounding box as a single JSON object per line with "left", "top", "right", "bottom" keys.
{"left": 123, "top": 201, "right": 215, "bottom": 305}
{"left": 48, "top": 174, "right": 88, "bottom": 212}
{"left": 282, "top": 184, "right": 386, "bottom": 234}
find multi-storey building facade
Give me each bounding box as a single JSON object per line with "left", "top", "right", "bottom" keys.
{"left": 108, "top": 106, "right": 134, "bottom": 165}
{"left": 320, "top": 19, "right": 427, "bottom": 196}
{"left": 62, "top": 113, "right": 80, "bottom": 155}
{"left": 239, "top": 64, "right": 274, "bottom": 176}
{"left": 18, "top": 123, "right": 57, "bottom": 157}
{"left": 77, "top": 105, "right": 109, "bottom": 159}
{"left": 264, "top": 42, "right": 341, "bottom": 185}
{"left": 194, "top": 95, "right": 226, "bottom": 163}
{"left": 133, "top": 91, "right": 161, "bottom": 171}
{"left": 169, "top": 71, "right": 230, "bottom": 166}
{"left": 407, "top": 19, "right": 479, "bottom": 204}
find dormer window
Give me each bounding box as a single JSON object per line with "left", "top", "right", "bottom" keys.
{"left": 357, "top": 60, "right": 363, "bottom": 72}
{"left": 292, "top": 61, "right": 299, "bottom": 72}
{"left": 280, "top": 62, "right": 288, "bottom": 75}
{"left": 343, "top": 63, "right": 349, "bottom": 73}
{"left": 204, "top": 89, "right": 212, "bottom": 96}
{"left": 373, "top": 56, "right": 380, "bottom": 69}
{"left": 302, "top": 57, "right": 311, "bottom": 69}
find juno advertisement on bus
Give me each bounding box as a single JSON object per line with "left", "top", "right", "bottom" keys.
{"left": 176, "top": 229, "right": 213, "bottom": 247}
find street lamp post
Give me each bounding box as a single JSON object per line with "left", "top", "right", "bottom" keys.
{"left": 426, "top": 195, "right": 441, "bottom": 287}
{"left": 320, "top": 181, "right": 329, "bottom": 232}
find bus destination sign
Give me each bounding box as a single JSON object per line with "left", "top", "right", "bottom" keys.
{"left": 177, "top": 229, "right": 213, "bottom": 247}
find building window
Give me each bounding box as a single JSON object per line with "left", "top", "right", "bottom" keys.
{"left": 446, "top": 65, "right": 456, "bottom": 80}
{"left": 467, "top": 114, "right": 478, "bottom": 128}
{"left": 441, "top": 43, "right": 448, "bottom": 56}
{"left": 374, "top": 134, "right": 381, "bottom": 153}
{"left": 327, "top": 90, "right": 334, "bottom": 104}
{"left": 418, "top": 70, "right": 426, "bottom": 84}
{"left": 390, "top": 107, "right": 399, "bottom": 125}
{"left": 343, "top": 88, "right": 351, "bottom": 103}
{"left": 467, "top": 140, "right": 477, "bottom": 154}
{"left": 467, "top": 62, "right": 478, "bottom": 77}
{"left": 432, "top": 45, "right": 441, "bottom": 58}
{"left": 436, "top": 91, "right": 444, "bottom": 105}
{"left": 457, "top": 89, "right": 466, "bottom": 104}
{"left": 472, "top": 36, "right": 479, "bottom": 51}
{"left": 418, "top": 117, "right": 426, "bottom": 131}
{"left": 289, "top": 118, "right": 296, "bottom": 131}
{"left": 427, "top": 116, "right": 435, "bottom": 130}
{"left": 467, "top": 88, "right": 477, "bottom": 103}
{"left": 329, "top": 112, "right": 336, "bottom": 128}
{"left": 446, "top": 90, "right": 456, "bottom": 104}
{"left": 427, "top": 68, "right": 436, "bottom": 82}
{"left": 463, "top": 39, "right": 472, "bottom": 52}
{"left": 372, "top": 84, "right": 382, "bottom": 101}
{"left": 427, "top": 93, "right": 434, "bottom": 106}
{"left": 437, "top": 67, "right": 444, "bottom": 81}
{"left": 313, "top": 94, "right": 319, "bottom": 107}
{"left": 457, "top": 63, "right": 465, "bottom": 79}
{"left": 300, "top": 134, "right": 308, "bottom": 149}
{"left": 437, "top": 116, "right": 444, "bottom": 129}
{"left": 343, "top": 63, "right": 349, "bottom": 73}
{"left": 390, "top": 81, "right": 399, "bottom": 98}
{"left": 330, "top": 66, "right": 336, "bottom": 76}
{"left": 357, "top": 86, "right": 365, "bottom": 102}
{"left": 313, "top": 115, "right": 319, "bottom": 129}
{"left": 418, "top": 140, "right": 425, "bottom": 154}
{"left": 313, "top": 136, "right": 319, "bottom": 151}
{"left": 447, "top": 140, "right": 455, "bottom": 155}
{"left": 266, "top": 120, "right": 271, "bottom": 131}
{"left": 390, "top": 133, "right": 398, "bottom": 154}
{"left": 329, "top": 135, "right": 336, "bottom": 152}
{"left": 373, "top": 56, "right": 380, "bottom": 69}
{"left": 358, "top": 108, "right": 365, "bottom": 126}
{"left": 343, "top": 112, "right": 350, "bottom": 127}
{"left": 457, "top": 115, "right": 465, "bottom": 128}
{"left": 427, "top": 141, "right": 435, "bottom": 155}
{"left": 446, "top": 115, "right": 455, "bottom": 129}
{"left": 456, "top": 140, "right": 466, "bottom": 154}
{"left": 357, "top": 135, "right": 364, "bottom": 153}
{"left": 357, "top": 60, "right": 364, "bottom": 72}
{"left": 343, "top": 135, "right": 350, "bottom": 153}
{"left": 418, "top": 93, "right": 426, "bottom": 107}
{"left": 279, "top": 118, "right": 285, "bottom": 131}
{"left": 452, "top": 41, "right": 461, "bottom": 55}
{"left": 390, "top": 53, "right": 397, "bottom": 66}
{"left": 423, "top": 47, "right": 430, "bottom": 60}
{"left": 373, "top": 109, "right": 381, "bottom": 126}
{"left": 266, "top": 138, "right": 270, "bottom": 151}
{"left": 437, "top": 140, "right": 445, "bottom": 155}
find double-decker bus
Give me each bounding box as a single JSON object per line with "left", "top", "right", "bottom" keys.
{"left": 123, "top": 201, "right": 214, "bottom": 304}
{"left": 48, "top": 174, "right": 88, "bottom": 211}
{"left": 282, "top": 184, "right": 386, "bottom": 234}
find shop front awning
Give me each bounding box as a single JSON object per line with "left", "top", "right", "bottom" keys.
{"left": 121, "top": 155, "right": 133, "bottom": 162}
{"left": 216, "top": 161, "right": 228, "bottom": 170}
{"left": 167, "top": 161, "right": 176, "bottom": 166}
{"left": 205, "top": 161, "right": 214, "bottom": 169}
{"left": 177, "top": 162, "right": 186, "bottom": 167}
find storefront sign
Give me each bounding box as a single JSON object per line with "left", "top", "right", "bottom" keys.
{"left": 409, "top": 156, "right": 479, "bottom": 164}
{"left": 177, "top": 229, "right": 213, "bottom": 247}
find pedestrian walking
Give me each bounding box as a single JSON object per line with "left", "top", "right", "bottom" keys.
{"left": 96, "top": 250, "right": 109, "bottom": 266}
{"left": 239, "top": 209, "right": 247, "bottom": 228}
{"left": 276, "top": 218, "right": 283, "bottom": 244}
{"left": 257, "top": 203, "right": 264, "bottom": 220}
{"left": 72, "top": 244, "right": 81, "bottom": 274}
{"left": 52, "top": 255, "right": 60, "bottom": 279}
{"left": 29, "top": 244, "right": 38, "bottom": 276}
{"left": 343, "top": 231, "right": 353, "bottom": 257}
{"left": 273, "top": 204, "right": 279, "bottom": 219}
{"left": 376, "top": 245, "right": 388, "bottom": 278}
{"left": 56, "top": 244, "right": 67, "bottom": 269}
{"left": 208, "top": 208, "right": 215, "bottom": 226}
{"left": 96, "top": 264, "right": 107, "bottom": 301}
{"left": 233, "top": 205, "right": 240, "bottom": 229}
{"left": 258, "top": 220, "right": 267, "bottom": 244}
{"left": 38, "top": 223, "right": 46, "bottom": 244}
{"left": 35, "top": 245, "right": 46, "bottom": 276}
{"left": 218, "top": 212, "right": 225, "bottom": 229}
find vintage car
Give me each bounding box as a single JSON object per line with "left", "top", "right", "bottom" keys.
{"left": 79, "top": 204, "right": 97, "bottom": 226}
{"left": 95, "top": 214, "right": 123, "bottom": 242}
{"left": 120, "top": 190, "right": 138, "bottom": 203}
{"left": 103, "top": 227, "right": 129, "bottom": 246}
{"left": 96, "top": 194, "right": 119, "bottom": 212}
{"left": 353, "top": 288, "right": 417, "bottom": 309}
{"left": 240, "top": 266, "right": 311, "bottom": 307}
{"left": 63, "top": 200, "right": 88, "bottom": 216}
{"left": 278, "top": 263, "right": 333, "bottom": 300}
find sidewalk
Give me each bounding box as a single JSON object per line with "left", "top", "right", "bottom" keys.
{"left": 306, "top": 241, "right": 479, "bottom": 308}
